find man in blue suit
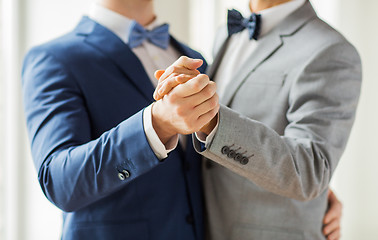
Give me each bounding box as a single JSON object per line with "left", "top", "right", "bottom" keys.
{"left": 22, "top": 0, "right": 341, "bottom": 239}
{"left": 21, "top": 0, "right": 219, "bottom": 239}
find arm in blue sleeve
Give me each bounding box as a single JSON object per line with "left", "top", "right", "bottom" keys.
{"left": 22, "top": 48, "right": 161, "bottom": 212}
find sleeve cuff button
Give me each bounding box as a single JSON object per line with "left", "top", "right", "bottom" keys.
{"left": 240, "top": 157, "right": 249, "bottom": 165}
{"left": 118, "top": 170, "right": 131, "bottom": 181}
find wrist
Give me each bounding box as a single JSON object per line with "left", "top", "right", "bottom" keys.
{"left": 151, "top": 102, "right": 177, "bottom": 144}
{"left": 199, "top": 113, "right": 218, "bottom": 135}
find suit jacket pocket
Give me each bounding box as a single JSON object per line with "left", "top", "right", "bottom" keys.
{"left": 65, "top": 220, "right": 148, "bottom": 240}
{"left": 231, "top": 224, "right": 304, "bottom": 240}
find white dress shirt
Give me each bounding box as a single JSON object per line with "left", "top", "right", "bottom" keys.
{"left": 89, "top": 4, "right": 181, "bottom": 159}
{"left": 216, "top": 0, "right": 306, "bottom": 99}
{"left": 197, "top": 0, "right": 306, "bottom": 145}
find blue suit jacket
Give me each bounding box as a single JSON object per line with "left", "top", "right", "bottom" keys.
{"left": 22, "top": 17, "right": 207, "bottom": 240}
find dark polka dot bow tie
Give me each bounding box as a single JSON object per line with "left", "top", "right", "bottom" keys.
{"left": 227, "top": 9, "right": 262, "bottom": 40}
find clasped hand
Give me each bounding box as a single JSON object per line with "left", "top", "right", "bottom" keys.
{"left": 151, "top": 56, "right": 219, "bottom": 144}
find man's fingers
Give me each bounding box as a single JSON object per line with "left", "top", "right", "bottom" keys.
{"left": 193, "top": 93, "right": 219, "bottom": 116}
{"left": 154, "top": 70, "right": 165, "bottom": 80}
{"left": 158, "top": 56, "right": 202, "bottom": 82}
{"left": 323, "top": 218, "right": 340, "bottom": 236}
{"left": 323, "top": 190, "right": 342, "bottom": 240}
{"left": 326, "top": 228, "right": 341, "bottom": 240}
{"left": 175, "top": 56, "right": 203, "bottom": 71}
{"left": 197, "top": 103, "right": 220, "bottom": 128}
{"left": 323, "top": 206, "right": 340, "bottom": 224}
{"left": 176, "top": 74, "right": 196, "bottom": 84}
{"left": 324, "top": 190, "right": 342, "bottom": 224}
{"left": 153, "top": 57, "right": 203, "bottom": 100}
{"left": 155, "top": 74, "right": 197, "bottom": 100}
{"left": 189, "top": 81, "right": 217, "bottom": 106}
{"left": 173, "top": 74, "right": 210, "bottom": 98}
{"left": 159, "top": 66, "right": 200, "bottom": 83}
{"left": 154, "top": 73, "right": 179, "bottom": 100}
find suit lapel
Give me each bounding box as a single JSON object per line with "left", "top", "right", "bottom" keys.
{"left": 170, "top": 37, "right": 191, "bottom": 56}
{"left": 170, "top": 36, "right": 208, "bottom": 74}
{"left": 76, "top": 17, "right": 155, "bottom": 102}
{"left": 218, "top": 1, "right": 317, "bottom": 106}
{"left": 208, "top": 38, "right": 231, "bottom": 80}
{"left": 220, "top": 33, "right": 283, "bottom": 105}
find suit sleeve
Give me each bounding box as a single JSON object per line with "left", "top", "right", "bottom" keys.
{"left": 22, "top": 47, "right": 161, "bottom": 212}
{"left": 193, "top": 42, "right": 362, "bottom": 201}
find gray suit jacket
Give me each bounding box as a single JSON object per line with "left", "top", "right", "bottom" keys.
{"left": 193, "top": 1, "right": 362, "bottom": 239}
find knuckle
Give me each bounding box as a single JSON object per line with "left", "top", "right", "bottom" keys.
{"left": 156, "top": 80, "right": 164, "bottom": 88}
{"left": 167, "top": 94, "right": 177, "bottom": 104}
{"left": 166, "top": 66, "right": 175, "bottom": 75}
{"left": 214, "top": 93, "right": 219, "bottom": 102}
{"left": 210, "top": 97, "right": 218, "bottom": 109}
{"left": 167, "top": 97, "right": 175, "bottom": 105}
{"left": 178, "top": 105, "right": 191, "bottom": 118}
{"left": 180, "top": 56, "right": 188, "bottom": 62}
{"left": 198, "top": 74, "right": 209, "bottom": 81}
{"left": 175, "top": 107, "right": 185, "bottom": 117}
{"left": 174, "top": 76, "right": 182, "bottom": 83}
{"left": 192, "top": 80, "right": 202, "bottom": 92}
{"left": 171, "top": 66, "right": 179, "bottom": 73}
{"left": 204, "top": 85, "right": 214, "bottom": 98}
{"left": 200, "top": 76, "right": 211, "bottom": 87}
{"left": 176, "top": 75, "right": 186, "bottom": 83}
{"left": 167, "top": 79, "right": 175, "bottom": 89}
{"left": 210, "top": 81, "right": 217, "bottom": 90}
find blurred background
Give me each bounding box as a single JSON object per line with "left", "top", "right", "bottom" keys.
{"left": 0, "top": 0, "right": 377, "bottom": 239}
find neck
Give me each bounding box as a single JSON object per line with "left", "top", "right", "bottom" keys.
{"left": 97, "top": 0, "right": 156, "bottom": 26}
{"left": 249, "top": 0, "right": 293, "bottom": 12}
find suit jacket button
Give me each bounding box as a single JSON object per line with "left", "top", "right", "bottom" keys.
{"left": 234, "top": 153, "right": 243, "bottom": 162}
{"left": 227, "top": 150, "right": 236, "bottom": 159}
{"left": 221, "top": 146, "right": 230, "bottom": 155}
{"left": 240, "top": 157, "right": 249, "bottom": 165}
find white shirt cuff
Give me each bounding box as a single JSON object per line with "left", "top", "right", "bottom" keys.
{"left": 143, "top": 104, "right": 179, "bottom": 160}
{"left": 195, "top": 115, "right": 219, "bottom": 147}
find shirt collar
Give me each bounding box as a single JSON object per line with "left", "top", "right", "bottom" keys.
{"left": 256, "top": 0, "right": 306, "bottom": 37}
{"left": 88, "top": 3, "right": 162, "bottom": 44}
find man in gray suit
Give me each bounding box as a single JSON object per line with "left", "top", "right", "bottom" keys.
{"left": 153, "top": 0, "right": 360, "bottom": 239}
